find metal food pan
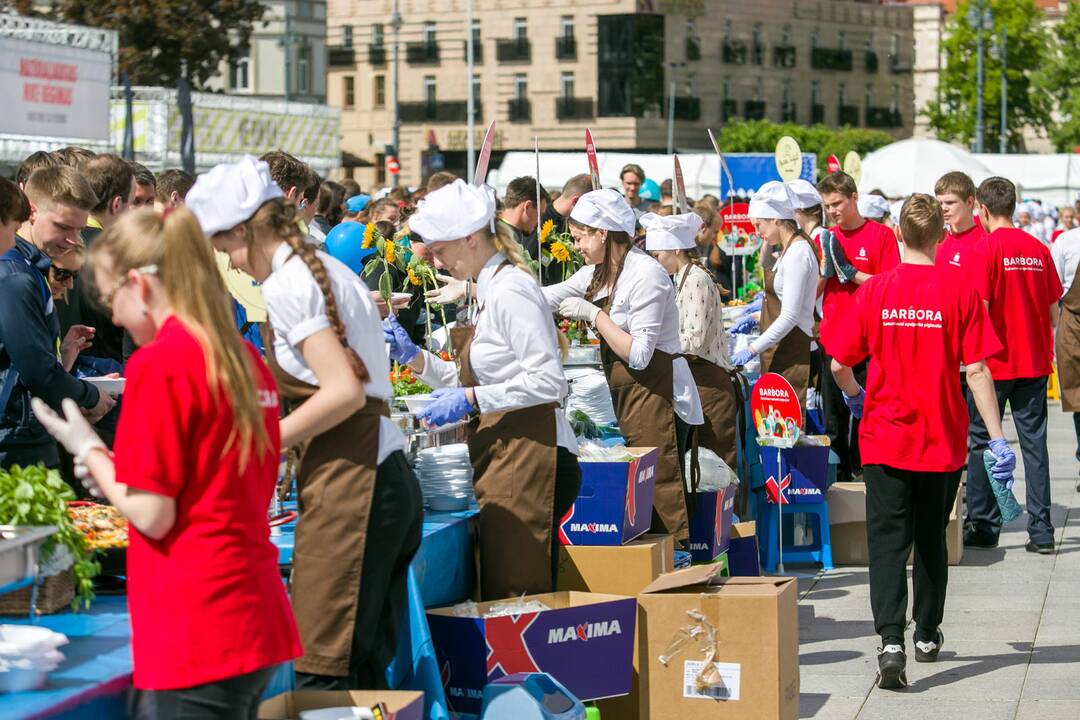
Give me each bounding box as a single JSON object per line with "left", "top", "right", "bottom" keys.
{"left": 0, "top": 525, "right": 57, "bottom": 595}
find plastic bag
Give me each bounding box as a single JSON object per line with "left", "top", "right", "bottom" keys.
{"left": 684, "top": 448, "right": 739, "bottom": 493}
{"left": 983, "top": 450, "right": 1023, "bottom": 523}
{"left": 485, "top": 598, "right": 551, "bottom": 618}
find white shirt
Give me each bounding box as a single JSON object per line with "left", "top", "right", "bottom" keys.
{"left": 674, "top": 264, "right": 733, "bottom": 369}
{"left": 261, "top": 242, "right": 406, "bottom": 463}
{"left": 543, "top": 248, "right": 704, "bottom": 426}
{"left": 751, "top": 240, "right": 819, "bottom": 355}
{"left": 1052, "top": 228, "right": 1080, "bottom": 295}
{"left": 418, "top": 254, "right": 578, "bottom": 453}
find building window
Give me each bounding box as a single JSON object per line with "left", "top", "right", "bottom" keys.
{"left": 810, "top": 30, "right": 819, "bottom": 49}
{"left": 230, "top": 52, "right": 250, "bottom": 90}
{"left": 472, "top": 74, "right": 481, "bottom": 111}
{"left": 782, "top": 25, "right": 792, "bottom": 46}
{"left": 561, "top": 71, "right": 574, "bottom": 99}
{"left": 343, "top": 75, "right": 355, "bottom": 108}
{"left": 514, "top": 18, "right": 527, "bottom": 43}
{"left": 374, "top": 74, "right": 385, "bottom": 107}
{"left": 472, "top": 20, "right": 481, "bottom": 49}
{"left": 891, "top": 82, "right": 900, "bottom": 110}
{"left": 424, "top": 75, "right": 437, "bottom": 105}
{"left": 864, "top": 33, "right": 873, "bottom": 52}
{"left": 811, "top": 80, "right": 820, "bottom": 106}
{"left": 838, "top": 81, "right": 847, "bottom": 106}
{"left": 837, "top": 31, "right": 846, "bottom": 51}
{"left": 890, "top": 33, "right": 899, "bottom": 56}
{"left": 424, "top": 21, "right": 436, "bottom": 45}
{"left": 865, "top": 83, "right": 873, "bottom": 109}
{"left": 515, "top": 73, "right": 528, "bottom": 101}
{"left": 561, "top": 16, "right": 574, "bottom": 39}
{"left": 372, "top": 23, "right": 384, "bottom": 47}
{"left": 296, "top": 45, "right": 310, "bottom": 95}
{"left": 685, "top": 72, "right": 695, "bottom": 97}
{"left": 782, "top": 79, "right": 792, "bottom": 107}
{"left": 723, "top": 19, "right": 732, "bottom": 41}
{"left": 343, "top": 25, "right": 353, "bottom": 48}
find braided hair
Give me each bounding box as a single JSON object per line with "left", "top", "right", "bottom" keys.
{"left": 248, "top": 199, "right": 370, "bottom": 383}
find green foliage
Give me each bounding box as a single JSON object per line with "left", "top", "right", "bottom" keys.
{"left": 923, "top": 0, "right": 1053, "bottom": 151}
{"left": 1039, "top": 0, "right": 1080, "bottom": 151}
{"left": 0, "top": 465, "right": 99, "bottom": 609}
{"left": 715, "top": 121, "right": 894, "bottom": 177}
{"left": 20, "top": 0, "right": 266, "bottom": 88}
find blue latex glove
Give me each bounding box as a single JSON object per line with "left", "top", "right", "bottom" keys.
{"left": 730, "top": 316, "right": 757, "bottom": 335}
{"left": 731, "top": 349, "right": 755, "bottom": 367}
{"left": 420, "top": 387, "right": 475, "bottom": 426}
{"left": 383, "top": 314, "right": 419, "bottom": 364}
{"left": 842, "top": 387, "right": 865, "bottom": 420}
{"left": 988, "top": 438, "right": 1017, "bottom": 490}
{"left": 744, "top": 296, "right": 764, "bottom": 314}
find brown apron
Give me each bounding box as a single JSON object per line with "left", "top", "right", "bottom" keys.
{"left": 450, "top": 263, "right": 560, "bottom": 600}
{"left": 1057, "top": 278, "right": 1080, "bottom": 412}
{"left": 260, "top": 325, "right": 387, "bottom": 677}
{"left": 594, "top": 293, "right": 690, "bottom": 542}
{"left": 759, "top": 237, "right": 812, "bottom": 418}
{"left": 675, "top": 266, "right": 739, "bottom": 469}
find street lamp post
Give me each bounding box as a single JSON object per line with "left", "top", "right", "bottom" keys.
{"left": 967, "top": 1, "right": 992, "bottom": 154}
{"left": 390, "top": 0, "right": 402, "bottom": 187}
{"left": 665, "top": 62, "right": 686, "bottom": 156}
{"left": 466, "top": 0, "right": 475, "bottom": 182}
{"left": 999, "top": 27, "right": 1008, "bottom": 154}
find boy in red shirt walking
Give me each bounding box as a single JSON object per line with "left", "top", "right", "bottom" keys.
{"left": 823, "top": 194, "right": 1014, "bottom": 690}
{"left": 934, "top": 171, "right": 987, "bottom": 274}
{"left": 965, "top": 177, "right": 1063, "bottom": 554}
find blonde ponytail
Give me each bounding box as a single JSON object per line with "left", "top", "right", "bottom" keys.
{"left": 492, "top": 222, "right": 569, "bottom": 358}
{"left": 90, "top": 207, "right": 271, "bottom": 470}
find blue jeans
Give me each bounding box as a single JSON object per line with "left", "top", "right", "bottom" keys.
{"left": 966, "top": 376, "right": 1053, "bottom": 544}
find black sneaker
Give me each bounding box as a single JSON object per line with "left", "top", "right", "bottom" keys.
{"left": 963, "top": 529, "right": 999, "bottom": 549}
{"left": 876, "top": 644, "right": 908, "bottom": 689}
{"left": 1026, "top": 540, "right": 1054, "bottom": 555}
{"left": 914, "top": 630, "right": 944, "bottom": 663}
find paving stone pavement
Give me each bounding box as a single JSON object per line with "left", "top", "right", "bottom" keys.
{"left": 794, "top": 402, "right": 1080, "bottom": 719}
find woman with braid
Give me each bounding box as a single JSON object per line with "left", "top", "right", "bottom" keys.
{"left": 187, "top": 157, "right": 422, "bottom": 690}
{"left": 384, "top": 180, "right": 581, "bottom": 600}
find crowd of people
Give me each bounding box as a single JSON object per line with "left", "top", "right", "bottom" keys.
{"left": 0, "top": 142, "right": 1076, "bottom": 712}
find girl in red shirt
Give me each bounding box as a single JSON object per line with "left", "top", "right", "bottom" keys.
{"left": 32, "top": 207, "right": 301, "bottom": 719}
{"left": 823, "top": 194, "right": 1015, "bottom": 691}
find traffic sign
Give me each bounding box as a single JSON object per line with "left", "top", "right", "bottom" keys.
{"left": 387, "top": 156, "right": 400, "bottom": 175}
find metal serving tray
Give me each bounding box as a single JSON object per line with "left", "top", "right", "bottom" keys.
{"left": 0, "top": 525, "right": 57, "bottom": 596}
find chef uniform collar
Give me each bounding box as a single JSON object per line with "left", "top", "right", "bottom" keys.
{"left": 186, "top": 155, "right": 284, "bottom": 236}
{"left": 569, "top": 188, "right": 637, "bottom": 235}
{"left": 408, "top": 179, "right": 496, "bottom": 243}
{"left": 748, "top": 181, "right": 796, "bottom": 220}
{"left": 641, "top": 212, "right": 702, "bottom": 252}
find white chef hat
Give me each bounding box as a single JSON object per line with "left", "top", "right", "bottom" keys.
{"left": 890, "top": 199, "right": 906, "bottom": 222}
{"left": 641, "top": 211, "right": 703, "bottom": 252}
{"left": 408, "top": 179, "right": 496, "bottom": 243}
{"left": 748, "top": 181, "right": 796, "bottom": 220}
{"left": 858, "top": 194, "right": 890, "bottom": 220}
{"left": 569, "top": 188, "right": 637, "bottom": 235}
{"left": 787, "top": 179, "right": 822, "bottom": 210}
{"left": 186, "top": 155, "right": 284, "bottom": 236}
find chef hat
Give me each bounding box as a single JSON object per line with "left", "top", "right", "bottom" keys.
{"left": 408, "top": 179, "right": 496, "bottom": 243}
{"left": 569, "top": 188, "right": 637, "bottom": 236}
{"left": 858, "top": 194, "right": 890, "bottom": 220}
{"left": 787, "top": 179, "right": 822, "bottom": 210}
{"left": 890, "top": 199, "right": 906, "bottom": 222}
{"left": 748, "top": 181, "right": 796, "bottom": 220}
{"left": 641, "top": 211, "right": 703, "bottom": 252}
{"left": 186, "top": 155, "right": 284, "bottom": 236}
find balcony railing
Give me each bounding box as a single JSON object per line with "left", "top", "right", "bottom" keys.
{"left": 368, "top": 44, "right": 386, "bottom": 65}
{"left": 811, "top": 47, "right": 853, "bottom": 71}
{"left": 497, "top": 38, "right": 531, "bottom": 62}
{"left": 744, "top": 100, "right": 766, "bottom": 120}
{"left": 671, "top": 96, "right": 700, "bottom": 121}
{"left": 773, "top": 45, "right": 796, "bottom": 68}
{"left": 328, "top": 46, "right": 354, "bottom": 67}
{"left": 555, "top": 96, "right": 594, "bottom": 120}
{"left": 556, "top": 35, "right": 576, "bottom": 60}
{"left": 405, "top": 42, "right": 439, "bottom": 64}
{"left": 781, "top": 103, "right": 798, "bottom": 123}
{"left": 865, "top": 50, "right": 879, "bottom": 73}
{"left": 722, "top": 40, "right": 747, "bottom": 65}
{"left": 463, "top": 40, "right": 483, "bottom": 63}
{"left": 811, "top": 103, "right": 826, "bottom": 124}
{"left": 721, "top": 99, "right": 738, "bottom": 121}
{"left": 399, "top": 100, "right": 470, "bottom": 122}
{"left": 866, "top": 106, "right": 903, "bottom": 128}
{"left": 508, "top": 97, "right": 531, "bottom": 122}
{"left": 837, "top": 104, "right": 860, "bottom": 126}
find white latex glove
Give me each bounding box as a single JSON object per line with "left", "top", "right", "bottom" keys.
{"left": 424, "top": 274, "right": 467, "bottom": 305}
{"left": 558, "top": 297, "right": 601, "bottom": 324}
{"left": 73, "top": 459, "right": 104, "bottom": 498}
{"left": 30, "top": 397, "right": 105, "bottom": 463}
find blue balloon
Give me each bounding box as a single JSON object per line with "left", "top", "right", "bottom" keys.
{"left": 640, "top": 177, "right": 661, "bottom": 202}
{"left": 325, "top": 221, "right": 376, "bottom": 273}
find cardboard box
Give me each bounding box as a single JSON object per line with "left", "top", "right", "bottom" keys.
{"left": 687, "top": 484, "right": 737, "bottom": 563}
{"left": 638, "top": 567, "right": 800, "bottom": 720}
{"left": 559, "top": 447, "right": 659, "bottom": 546}
{"left": 827, "top": 481, "right": 964, "bottom": 566}
{"left": 558, "top": 534, "right": 674, "bottom": 596}
{"left": 259, "top": 691, "right": 423, "bottom": 720}
{"left": 727, "top": 521, "right": 761, "bottom": 577}
{"left": 427, "top": 591, "right": 637, "bottom": 718}
{"left": 760, "top": 444, "right": 831, "bottom": 503}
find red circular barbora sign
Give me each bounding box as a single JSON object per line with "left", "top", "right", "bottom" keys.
{"left": 751, "top": 372, "right": 802, "bottom": 445}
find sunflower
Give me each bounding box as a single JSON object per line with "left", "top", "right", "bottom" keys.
{"left": 550, "top": 241, "right": 570, "bottom": 263}
{"left": 539, "top": 218, "right": 555, "bottom": 246}
{"left": 385, "top": 242, "right": 396, "bottom": 264}
{"left": 407, "top": 267, "right": 421, "bottom": 286}
{"left": 362, "top": 223, "right": 375, "bottom": 249}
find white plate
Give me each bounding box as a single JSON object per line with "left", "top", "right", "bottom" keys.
{"left": 391, "top": 292, "right": 412, "bottom": 307}
{"left": 81, "top": 377, "right": 126, "bottom": 394}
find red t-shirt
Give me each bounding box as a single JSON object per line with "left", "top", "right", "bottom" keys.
{"left": 114, "top": 317, "right": 301, "bottom": 690}
{"left": 971, "top": 228, "right": 1064, "bottom": 381}
{"left": 820, "top": 220, "right": 901, "bottom": 338}
{"left": 935, "top": 222, "right": 988, "bottom": 273}
{"left": 821, "top": 264, "right": 1002, "bottom": 472}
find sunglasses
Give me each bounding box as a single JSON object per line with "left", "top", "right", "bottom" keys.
{"left": 50, "top": 267, "right": 79, "bottom": 282}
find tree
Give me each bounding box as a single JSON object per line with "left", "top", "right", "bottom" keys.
{"left": 715, "top": 120, "right": 895, "bottom": 174}
{"left": 1038, "top": 0, "right": 1080, "bottom": 152}
{"left": 7, "top": 0, "right": 266, "bottom": 89}
{"left": 923, "top": 0, "right": 1053, "bottom": 152}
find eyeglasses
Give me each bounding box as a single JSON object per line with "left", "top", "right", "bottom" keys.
{"left": 50, "top": 267, "right": 79, "bottom": 282}
{"left": 99, "top": 264, "right": 159, "bottom": 310}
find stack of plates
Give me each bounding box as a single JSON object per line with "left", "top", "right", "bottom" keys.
{"left": 566, "top": 369, "right": 617, "bottom": 426}
{"left": 0, "top": 625, "right": 68, "bottom": 692}
{"left": 414, "top": 443, "right": 474, "bottom": 511}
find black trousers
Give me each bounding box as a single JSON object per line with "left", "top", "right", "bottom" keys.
{"left": 865, "top": 464, "right": 959, "bottom": 645}
{"left": 296, "top": 450, "right": 424, "bottom": 691}
{"left": 552, "top": 447, "right": 583, "bottom": 588}
{"left": 129, "top": 665, "right": 278, "bottom": 720}
{"left": 821, "top": 352, "right": 866, "bottom": 481}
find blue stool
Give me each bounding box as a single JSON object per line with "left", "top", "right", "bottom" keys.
{"left": 756, "top": 495, "right": 834, "bottom": 572}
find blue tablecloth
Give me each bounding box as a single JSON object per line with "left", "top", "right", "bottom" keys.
{"left": 3, "top": 508, "right": 477, "bottom": 720}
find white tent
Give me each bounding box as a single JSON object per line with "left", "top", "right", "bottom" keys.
{"left": 859, "top": 138, "right": 995, "bottom": 198}
{"left": 975, "top": 153, "right": 1080, "bottom": 208}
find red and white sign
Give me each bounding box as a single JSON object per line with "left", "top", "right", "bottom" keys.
{"left": 386, "top": 156, "right": 401, "bottom": 175}
{"left": 751, "top": 373, "right": 802, "bottom": 446}
{"left": 826, "top": 154, "right": 842, "bottom": 174}
{"left": 719, "top": 202, "right": 754, "bottom": 235}
{"left": 1, "top": 36, "right": 110, "bottom": 141}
